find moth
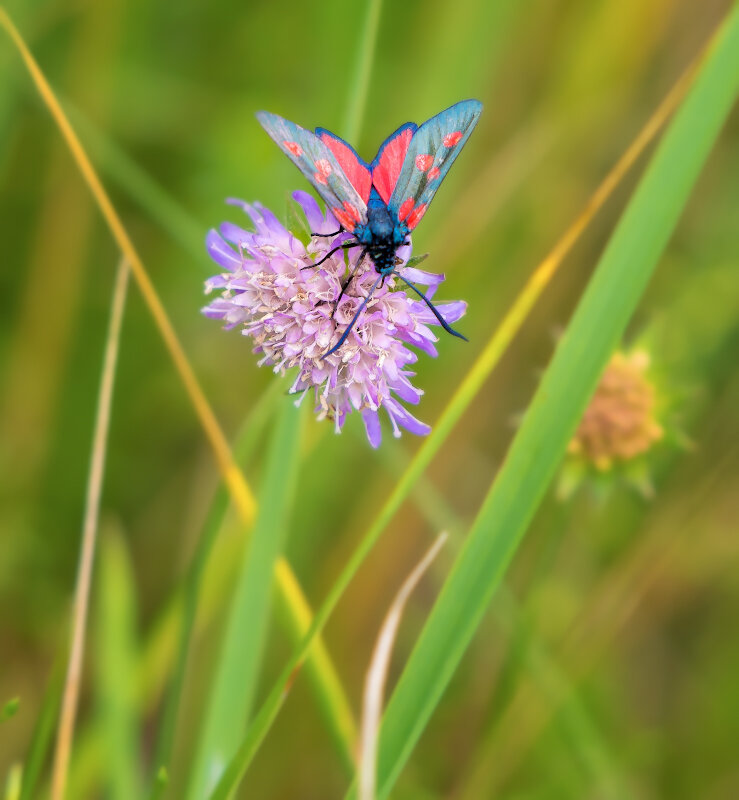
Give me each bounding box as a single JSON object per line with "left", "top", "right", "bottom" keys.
{"left": 257, "top": 100, "right": 482, "bottom": 356}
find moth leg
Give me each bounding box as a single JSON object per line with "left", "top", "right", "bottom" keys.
{"left": 310, "top": 228, "right": 343, "bottom": 237}
{"left": 394, "top": 270, "right": 468, "bottom": 341}
{"left": 301, "top": 242, "right": 360, "bottom": 270}
{"left": 323, "top": 273, "right": 384, "bottom": 359}
{"left": 332, "top": 248, "right": 368, "bottom": 316}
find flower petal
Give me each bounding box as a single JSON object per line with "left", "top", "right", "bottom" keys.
{"left": 206, "top": 230, "right": 242, "bottom": 272}
{"left": 293, "top": 190, "right": 331, "bottom": 233}
{"left": 384, "top": 398, "right": 431, "bottom": 437}
{"left": 362, "top": 408, "right": 382, "bottom": 448}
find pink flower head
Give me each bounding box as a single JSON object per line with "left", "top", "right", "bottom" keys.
{"left": 203, "top": 192, "right": 466, "bottom": 447}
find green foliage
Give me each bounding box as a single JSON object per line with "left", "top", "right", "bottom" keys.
{"left": 187, "top": 400, "right": 304, "bottom": 798}
{"left": 95, "top": 530, "right": 142, "bottom": 800}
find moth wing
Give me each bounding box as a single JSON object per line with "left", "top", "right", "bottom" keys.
{"left": 388, "top": 99, "right": 482, "bottom": 230}
{"left": 256, "top": 111, "right": 368, "bottom": 231}
{"left": 315, "top": 128, "right": 372, "bottom": 204}
{"left": 370, "top": 122, "right": 417, "bottom": 205}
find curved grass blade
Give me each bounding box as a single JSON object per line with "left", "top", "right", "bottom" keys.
{"left": 353, "top": 8, "right": 739, "bottom": 796}
{"left": 187, "top": 400, "right": 304, "bottom": 799}
{"left": 359, "top": 534, "right": 447, "bottom": 800}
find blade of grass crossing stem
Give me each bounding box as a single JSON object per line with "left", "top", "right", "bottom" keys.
{"left": 0, "top": 6, "right": 355, "bottom": 772}
{"left": 353, "top": 10, "right": 739, "bottom": 797}
{"left": 188, "top": 400, "right": 305, "bottom": 799}
{"left": 212, "top": 24, "right": 714, "bottom": 776}
{"left": 95, "top": 530, "right": 142, "bottom": 800}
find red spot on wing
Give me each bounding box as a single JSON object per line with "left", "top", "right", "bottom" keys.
{"left": 442, "top": 130, "right": 463, "bottom": 147}
{"left": 342, "top": 201, "right": 361, "bottom": 223}
{"left": 283, "top": 140, "right": 303, "bottom": 157}
{"left": 406, "top": 203, "right": 428, "bottom": 229}
{"left": 373, "top": 127, "right": 414, "bottom": 204}
{"left": 320, "top": 133, "right": 371, "bottom": 202}
{"left": 415, "top": 154, "right": 433, "bottom": 171}
{"left": 427, "top": 166, "right": 441, "bottom": 181}
{"left": 314, "top": 158, "right": 333, "bottom": 185}
{"left": 398, "top": 197, "right": 414, "bottom": 222}
{"left": 332, "top": 206, "right": 359, "bottom": 231}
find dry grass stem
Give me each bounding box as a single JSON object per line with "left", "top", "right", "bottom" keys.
{"left": 359, "top": 533, "right": 448, "bottom": 800}
{"left": 51, "top": 259, "right": 129, "bottom": 800}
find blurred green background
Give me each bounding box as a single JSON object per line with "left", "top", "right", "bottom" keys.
{"left": 1, "top": 0, "right": 737, "bottom": 797}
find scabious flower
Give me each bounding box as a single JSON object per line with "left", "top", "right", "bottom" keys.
{"left": 202, "top": 191, "right": 466, "bottom": 447}
{"left": 568, "top": 350, "right": 664, "bottom": 469}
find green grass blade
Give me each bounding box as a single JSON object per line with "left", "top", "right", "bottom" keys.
{"left": 150, "top": 379, "right": 282, "bottom": 783}
{"left": 96, "top": 529, "right": 142, "bottom": 800}
{"left": 355, "top": 9, "right": 739, "bottom": 796}
{"left": 18, "top": 658, "right": 64, "bottom": 800}
{"left": 187, "top": 399, "right": 304, "bottom": 799}
{"left": 341, "top": 0, "right": 382, "bottom": 143}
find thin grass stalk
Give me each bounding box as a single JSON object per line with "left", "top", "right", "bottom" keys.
{"left": 341, "top": 0, "right": 382, "bottom": 143}
{"left": 50, "top": 259, "right": 129, "bottom": 800}
{"left": 359, "top": 534, "right": 447, "bottom": 800}
{"left": 0, "top": 5, "right": 354, "bottom": 768}
{"left": 224, "top": 28, "right": 708, "bottom": 767}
